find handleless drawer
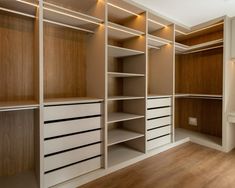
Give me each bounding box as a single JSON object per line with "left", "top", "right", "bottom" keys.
{"left": 147, "top": 126, "right": 171, "bottom": 140}
{"left": 44, "top": 156, "right": 101, "bottom": 187}
{"left": 44, "top": 130, "right": 101, "bottom": 155}
{"left": 44, "top": 143, "right": 101, "bottom": 172}
{"left": 44, "top": 116, "right": 101, "bottom": 139}
{"left": 147, "top": 116, "right": 171, "bottom": 130}
{"left": 147, "top": 135, "right": 171, "bottom": 150}
{"left": 147, "top": 107, "right": 171, "bottom": 119}
{"left": 147, "top": 98, "right": 171, "bottom": 109}
{"left": 44, "top": 103, "right": 101, "bottom": 121}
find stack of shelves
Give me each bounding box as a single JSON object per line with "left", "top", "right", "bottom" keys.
{"left": 107, "top": 0, "right": 146, "bottom": 167}
{"left": 0, "top": 1, "right": 40, "bottom": 188}
{"left": 174, "top": 21, "right": 224, "bottom": 147}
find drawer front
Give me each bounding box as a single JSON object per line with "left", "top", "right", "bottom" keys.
{"left": 44, "top": 116, "right": 101, "bottom": 139}
{"left": 147, "top": 98, "right": 171, "bottom": 109}
{"left": 44, "top": 143, "right": 101, "bottom": 172}
{"left": 147, "top": 116, "right": 171, "bottom": 130}
{"left": 44, "top": 130, "right": 101, "bottom": 155}
{"left": 44, "top": 157, "right": 101, "bottom": 188}
{"left": 44, "top": 103, "right": 101, "bottom": 121}
{"left": 147, "top": 107, "right": 171, "bottom": 119}
{"left": 147, "top": 135, "right": 171, "bottom": 150}
{"left": 147, "top": 126, "right": 171, "bottom": 140}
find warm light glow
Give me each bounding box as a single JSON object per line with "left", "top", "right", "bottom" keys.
{"left": 16, "top": 0, "right": 38, "bottom": 7}
{"left": 44, "top": 7, "right": 101, "bottom": 26}
{"left": 148, "top": 19, "right": 168, "bottom": 28}
{"left": 108, "top": 25, "right": 142, "bottom": 37}
{"left": 107, "top": 3, "right": 139, "bottom": 17}
{"left": 176, "top": 22, "right": 224, "bottom": 35}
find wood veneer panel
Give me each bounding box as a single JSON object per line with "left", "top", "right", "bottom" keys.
{"left": 175, "top": 48, "right": 223, "bottom": 95}
{"left": 0, "top": 110, "right": 35, "bottom": 176}
{"left": 175, "top": 98, "right": 222, "bottom": 137}
{"left": 0, "top": 11, "right": 36, "bottom": 102}
{"left": 44, "top": 23, "right": 87, "bottom": 99}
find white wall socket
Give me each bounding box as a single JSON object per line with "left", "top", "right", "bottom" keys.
{"left": 189, "top": 117, "right": 197, "bottom": 126}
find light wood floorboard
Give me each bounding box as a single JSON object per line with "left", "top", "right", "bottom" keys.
{"left": 81, "top": 143, "right": 235, "bottom": 188}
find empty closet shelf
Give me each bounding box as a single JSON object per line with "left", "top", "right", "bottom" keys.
{"left": 108, "top": 22, "right": 144, "bottom": 40}
{"left": 175, "top": 94, "right": 223, "bottom": 100}
{"left": 108, "top": 45, "right": 145, "bottom": 58}
{"left": 108, "top": 129, "right": 144, "bottom": 146}
{"left": 148, "top": 35, "right": 172, "bottom": 48}
{"left": 108, "top": 96, "right": 144, "bottom": 101}
{"left": 0, "top": 101, "right": 39, "bottom": 111}
{"left": 108, "top": 145, "right": 143, "bottom": 167}
{"left": 108, "top": 72, "right": 145, "bottom": 77}
{"left": 108, "top": 112, "right": 144, "bottom": 123}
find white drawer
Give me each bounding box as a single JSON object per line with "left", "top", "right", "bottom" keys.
{"left": 147, "top": 126, "right": 171, "bottom": 140}
{"left": 44, "top": 143, "right": 101, "bottom": 172}
{"left": 147, "top": 107, "right": 171, "bottom": 119}
{"left": 147, "top": 135, "right": 171, "bottom": 150}
{"left": 44, "top": 103, "right": 101, "bottom": 121}
{"left": 44, "top": 157, "right": 101, "bottom": 188}
{"left": 147, "top": 98, "right": 171, "bottom": 109}
{"left": 147, "top": 116, "right": 171, "bottom": 130}
{"left": 44, "top": 116, "right": 101, "bottom": 139}
{"left": 44, "top": 130, "right": 101, "bottom": 155}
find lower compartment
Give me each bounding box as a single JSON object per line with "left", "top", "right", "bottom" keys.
{"left": 147, "top": 135, "right": 171, "bottom": 151}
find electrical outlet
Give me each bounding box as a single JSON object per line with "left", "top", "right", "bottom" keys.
{"left": 189, "top": 117, "right": 197, "bottom": 126}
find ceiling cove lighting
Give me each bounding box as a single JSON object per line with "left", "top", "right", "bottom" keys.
{"left": 176, "top": 22, "right": 224, "bottom": 35}
{"left": 148, "top": 19, "right": 168, "bottom": 28}
{"left": 107, "top": 3, "right": 139, "bottom": 17}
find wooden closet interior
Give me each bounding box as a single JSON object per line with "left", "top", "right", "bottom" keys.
{"left": 0, "top": 0, "right": 231, "bottom": 188}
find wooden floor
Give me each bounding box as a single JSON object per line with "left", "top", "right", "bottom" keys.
{"left": 81, "top": 143, "right": 235, "bottom": 188}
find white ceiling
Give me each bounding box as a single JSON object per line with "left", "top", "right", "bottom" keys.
{"left": 132, "top": 0, "right": 235, "bottom": 27}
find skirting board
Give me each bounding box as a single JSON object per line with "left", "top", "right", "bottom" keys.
{"left": 51, "top": 138, "right": 190, "bottom": 188}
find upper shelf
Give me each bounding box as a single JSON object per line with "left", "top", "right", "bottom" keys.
{"left": 148, "top": 35, "right": 172, "bottom": 49}
{"left": 175, "top": 94, "right": 223, "bottom": 100}
{"left": 43, "top": 1, "right": 103, "bottom": 33}
{"left": 108, "top": 45, "right": 145, "bottom": 58}
{"left": 108, "top": 22, "right": 144, "bottom": 41}
{"left": 175, "top": 39, "right": 223, "bottom": 54}
{"left": 0, "top": 0, "right": 38, "bottom": 18}
{"left": 0, "top": 100, "right": 39, "bottom": 112}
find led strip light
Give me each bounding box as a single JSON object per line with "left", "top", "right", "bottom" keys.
{"left": 107, "top": 2, "right": 139, "bottom": 17}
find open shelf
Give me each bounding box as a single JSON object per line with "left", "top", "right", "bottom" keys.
{"left": 175, "top": 39, "right": 223, "bottom": 54}
{"left": 108, "top": 144, "right": 144, "bottom": 167}
{"left": 0, "top": 171, "right": 37, "bottom": 188}
{"left": 43, "top": 1, "right": 103, "bottom": 33}
{"left": 108, "top": 112, "right": 144, "bottom": 124}
{"left": 0, "top": 101, "right": 39, "bottom": 111}
{"left": 0, "top": 0, "right": 38, "bottom": 18}
{"left": 175, "top": 128, "right": 222, "bottom": 147}
{"left": 108, "top": 45, "right": 144, "bottom": 58}
{"left": 108, "top": 96, "right": 144, "bottom": 101}
{"left": 108, "top": 72, "right": 145, "bottom": 77}
{"left": 108, "top": 129, "right": 144, "bottom": 146}
{"left": 175, "top": 94, "right": 223, "bottom": 100}
{"left": 148, "top": 94, "right": 172, "bottom": 99}
{"left": 44, "top": 97, "right": 103, "bottom": 106}
{"left": 108, "top": 22, "right": 144, "bottom": 41}
{"left": 148, "top": 35, "right": 172, "bottom": 48}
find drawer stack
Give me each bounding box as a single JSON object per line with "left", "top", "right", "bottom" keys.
{"left": 147, "top": 97, "right": 172, "bottom": 150}
{"left": 43, "top": 102, "right": 102, "bottom": 187}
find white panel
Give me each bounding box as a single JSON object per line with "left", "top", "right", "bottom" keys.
{"left": 147, "top": 98, "right": 171, "bottom": 109}
{"left": 44, "top": 117, "right": 101, "bottom": 138}
{"left": 44, "top": 157, "right": 101, "bottom": 187}
{"left": 44, "top": 103, "right": 101, "bottom": 121}
{"left": 44, "top": 130, "right": 101, "bottom": 155}
{"left": 44, "top": 143, "right": 101, "bottom": 172}
{"left": 147, "top": 107, "right": 171, "bottom": 119}
{"left": 147, "top": 135, "right": 171, "bottom": 150}
{"left": 147, "top": 126, "right": 171, "bottom": 140}
{"left": 147, "top": 116, "right": 171, "bottom": 130}
{"left": 232, "top": 18, "right": 235, "bottom": 59}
